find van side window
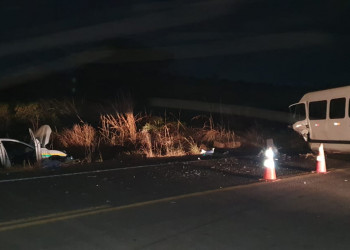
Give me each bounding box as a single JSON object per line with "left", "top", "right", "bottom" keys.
{"left": 330, "top": 98, "right": 345, "bottom": 119}
{"left": 309, "top": 100, "right": 327, "bottom": 120}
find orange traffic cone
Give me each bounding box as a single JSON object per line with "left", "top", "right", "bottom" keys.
{"left": 316, "top": 143, "right": 327, "bottom": 173}
{"left": 262, "top": 147, "right": 277, "bottom": 181}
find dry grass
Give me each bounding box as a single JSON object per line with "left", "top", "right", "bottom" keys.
{"left": 96, "top": 112, "right": 239, "bottom": 158}
{"left": 99, "top": 112, "right": 139, "bottom": 146}
{"left": 57, "top": 123, "right": 97, "bottom": 162}
{"left": 0, "top": 96, "right": 240, "bottom": 163}
{"left": 140, "top": 130, "right": 153, "bottom": 157}
{"left": 99, "top": 94, "right": 139, "bottom": 146}
{"left": 191, "top": 115, "right": 239, "bottom": 149}
{"left": 48, "top": 101, "right": 239, "bottom": 161}
{"left": 98, "top": 112, "right": 191, "bottom": 158}
{"left": 59, "top": 124, "right": 96, "bottom": 147}
{"left": 195, "top": 127, "right": 238, "bottom": 149}
{"left": 140, "top": 121, "right": 186, "bottom": 157}
{"left": 53, "top": 116, "right": 239, "bottom": 162}
{"left": 184, "top": 137, "right": 201, "bottom": 155}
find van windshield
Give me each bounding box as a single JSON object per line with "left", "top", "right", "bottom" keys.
{"left": 289, "top": 103, "right": 306, "bottom": 122}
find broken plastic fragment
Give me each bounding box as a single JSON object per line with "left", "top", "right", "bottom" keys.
{"left": 200, "top": 148, "right": 215, "bottom": 156}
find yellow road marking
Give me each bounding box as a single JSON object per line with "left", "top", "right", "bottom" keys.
{"left": 0, "top": 172, "right": 321, "bottom": 232}
{"left": 0, "top": 205, "right": 110, "bottom": 227}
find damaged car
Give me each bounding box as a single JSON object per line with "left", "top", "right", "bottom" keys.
{"left": 0, "top": 125, "right": 69, "bottom": 168}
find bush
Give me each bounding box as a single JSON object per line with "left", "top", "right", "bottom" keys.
{"left": 0, "top": 104, "right": 11, "bottom": 133}
{"left": 57, "top": 123, "right": 97, "bottom": 162}
{"left": 14, "top": 103, "right": 42, "bottom": 131}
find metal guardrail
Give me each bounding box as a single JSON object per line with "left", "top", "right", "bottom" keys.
{"left": 149, "top": 98, "right": 291, "bottom": 123}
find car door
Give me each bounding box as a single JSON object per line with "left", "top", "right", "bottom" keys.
{"left": 308, "top": 100, "right": 328, "bottom": 141}
{"left": 0, "top": 140, "right": 11, "bottom": 168}
{"left": 29, "top": 128, "right": 42, "bottom": 163}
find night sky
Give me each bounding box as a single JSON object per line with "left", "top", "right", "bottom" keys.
{"left": 0, "top": 0, "right": 349, "bottom": 90}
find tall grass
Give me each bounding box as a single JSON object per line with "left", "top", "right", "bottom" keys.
{"left": 99, "top": 112, "right": 139, "bottom": 146}
{"left": 184, "top": 137, "right": 201, "bottom": 155}
{"left": 91, "top": 112, "right": 239, "bottom": 159}
{"left": 0, "top": 98, "right": 240, "bottom": 162}
{"left": 57, "top": 123, "right": 97, "bottom": 162}
{"left": 140, "top": 121, "right": 186, "bottom": 157}
{"left": 191, "top": 115, "right": 238, "bottom": 149}
{"left": 140, "top": 129, "right": 153, "bottom": 157}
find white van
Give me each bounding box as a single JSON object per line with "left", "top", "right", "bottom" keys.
{"left": 289, "top": 85, "right": 350, "bottom": 153}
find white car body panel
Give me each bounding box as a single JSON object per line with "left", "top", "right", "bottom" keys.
{"left": 0, "top": 125, "right": 67, "bottom": 167}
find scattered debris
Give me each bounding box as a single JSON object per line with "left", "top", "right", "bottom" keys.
{"left": 301, "top": 153, "right": 315, "bottom": 159}
{"left": 200, "top": 148, "right": 215, "bottom": 156}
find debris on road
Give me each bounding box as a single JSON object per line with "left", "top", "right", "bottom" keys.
{"left": 200, "top": 148, "right": 215, "bottom": 156}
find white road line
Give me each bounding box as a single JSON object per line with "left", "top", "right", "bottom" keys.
{"left": 0, "top": 160, "right": 199, "bottom": 184}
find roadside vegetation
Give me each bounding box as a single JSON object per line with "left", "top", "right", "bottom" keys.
{"left": 0, "top": 98, "right": 241, "bottom": 164}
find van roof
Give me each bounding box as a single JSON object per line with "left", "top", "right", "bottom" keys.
{"left": 300, "top": 85, "right": 350, "bottom": 102}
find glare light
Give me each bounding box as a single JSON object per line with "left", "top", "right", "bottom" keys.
{"left": 315, "top": 124, "right": 320, "bottom": 127}
{"left": 295, "top": 124, "right": 302, "bottom": 128}
{"left": 264, "top": 147, "right": 275, "bottom": 169}
{"left": 334, "top": 122, "right": 341, "bottom": 126}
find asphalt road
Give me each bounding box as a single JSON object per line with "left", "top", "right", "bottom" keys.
{"left": 1, "top": 157, "right": 350, "bottom": 249}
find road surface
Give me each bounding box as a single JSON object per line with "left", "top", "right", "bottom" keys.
{"left": 0, "top": 156, "right": 350, "bottom": 249}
